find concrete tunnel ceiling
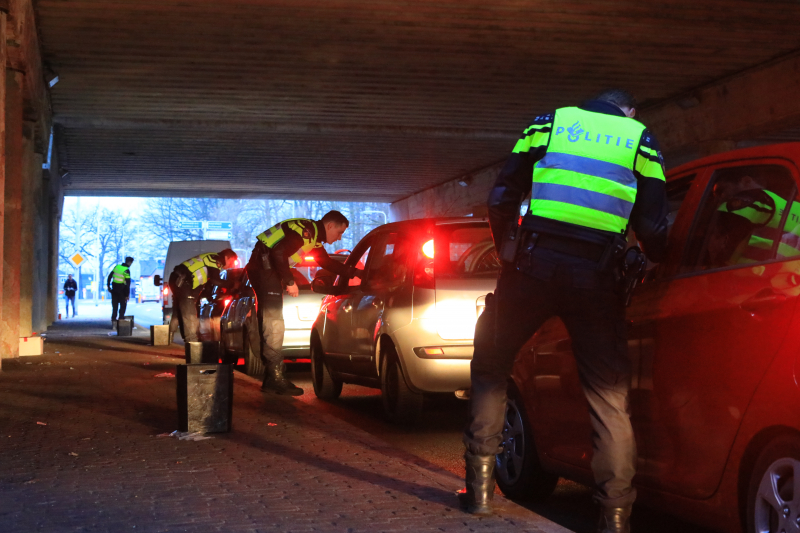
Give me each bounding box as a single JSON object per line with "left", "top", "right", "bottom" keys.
{"left": 35, "top": 0, "right": 800, "bottom": 202}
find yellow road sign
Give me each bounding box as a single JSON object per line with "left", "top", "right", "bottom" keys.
{"left": 68, "top": 252, "right": 86, "bottom": 268}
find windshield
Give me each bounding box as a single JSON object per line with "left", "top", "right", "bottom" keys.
{"left": 434, "top": 223, "right": 499, "bottom": 279}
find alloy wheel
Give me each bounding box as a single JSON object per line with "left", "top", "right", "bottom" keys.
{"left": 497, "top": 398, "right": 526, "bottom": 486}
{"left": 754, "top": 457, "right": 800, "bottom": 533}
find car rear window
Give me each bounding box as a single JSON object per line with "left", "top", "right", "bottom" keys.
{"left": 434, "top": 223, "right": 499, "bottom": 279}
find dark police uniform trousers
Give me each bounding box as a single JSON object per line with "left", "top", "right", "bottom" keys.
{"left": 168, "top": 271, "right": 201, "bottom": 343}
{"left": 464, "top": 243, "right": 637, "bottom": 508}
{"left": 246, "top": 265, "right": 286, "bottom": 367}
{"left": 110, "top": 286, "right": 128, "bottom": 321}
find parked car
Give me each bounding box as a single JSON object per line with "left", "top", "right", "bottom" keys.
{"left": 310, "top": 217, "right": 499, "bottom": 423}
{"left": 495, "top": 143, "right": 800, "bottom": 533}
{"left": 197, "top": 268, "right": 246, "bottom": 347}
{"left": 219, "top": 254, "right": 349, "bottom": 376}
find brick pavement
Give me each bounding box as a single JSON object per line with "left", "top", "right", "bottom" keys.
{"left": 0, "top": 319, "right": 572, "bottom": 533}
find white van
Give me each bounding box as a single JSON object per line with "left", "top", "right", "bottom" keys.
{"left": 156, "top": 240, "right": 232, "bottom": 325}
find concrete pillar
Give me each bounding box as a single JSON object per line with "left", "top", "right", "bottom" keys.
{"left": 46, "top": 196, "right": 60, "bottom": 326}
{"left": 0, "top": 11, "right": 7, "bottom": 368}
{"left": 30, "top": 157, "right": 47, "bottom": 333}
{"left": 19, "top": 120, "right": 35, "bottom": 337}
{"left": 1, "top": 70, "right": 24, "bottom": 358}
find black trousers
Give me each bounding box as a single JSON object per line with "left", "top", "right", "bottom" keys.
{"left": 246, "top": 265, "right": 285, "bottom": 367}
{"left": 168, "top": 272, "right": 200, "bottom": 343}
{"left": 110, "top": 290, "right": 128, "bottom": 321}
{"left": 464, "top": 246, "right": 637, "bottom": 509}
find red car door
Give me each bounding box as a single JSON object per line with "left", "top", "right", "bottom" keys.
{"left": 629, "top": 158, "right": 800, "bottom": 499}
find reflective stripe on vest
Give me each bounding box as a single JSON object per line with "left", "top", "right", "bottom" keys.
{"left": 256, "top": 218, "right": 321, "bottom": 267}
{"left": 111, "top": 265, "right": 129, "bottom": 285}
{"left": 181, "top": 253, "right": 219, "bottom": 289}
{"left": 529, "top": 107, "right": 646, "bottom": 233}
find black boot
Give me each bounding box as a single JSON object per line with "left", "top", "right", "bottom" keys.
{"left": 459, "top": 452, "right": 495, "bottom": 516}
{"left": 596, "top": 505, "right": 632, "bottom": 533}
{"left": 261, "top": 363, "right": 303, "bottom": 396}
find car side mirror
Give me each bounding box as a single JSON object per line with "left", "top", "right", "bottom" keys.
{"left": 312, "top": 269, "right": 342, "bottom": 295}
{"left": 154, "top": 275, "right": 162, "bottom": 286}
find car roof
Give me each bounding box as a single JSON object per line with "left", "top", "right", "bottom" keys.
{"left": 667, "top": 142, "right": 800, "bottom": 180}
{"left": 366, "top": 216, "right": 489, "bottom": 234}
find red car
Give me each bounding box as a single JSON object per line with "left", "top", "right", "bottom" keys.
{"left": 497, "top": 143, "right": 800, "bottom": 533}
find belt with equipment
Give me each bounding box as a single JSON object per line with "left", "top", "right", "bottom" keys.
{"left": 529, "top": 233, "right": 607, "bottom": 262}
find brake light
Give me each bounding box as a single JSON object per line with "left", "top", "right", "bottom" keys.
{"left": 163, "top": 287, "right": 169, "bottom": 296}
{"left": 304, "top": 256, "right": 314, "bottom": 261}
{"left": 234, "top": 259, "right": 239, "bottom": 266}
{"left": 422, "top": 239, "right": 434, "bottom": 258}
{"left": 223, "top": 297, "right": 233, "bottom": 309}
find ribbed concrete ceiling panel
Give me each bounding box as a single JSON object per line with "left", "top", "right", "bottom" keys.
{"left": 35, "top": 0, "right": 800, "bottom": 200}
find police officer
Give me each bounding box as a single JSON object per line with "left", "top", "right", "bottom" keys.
{"left": 460, "top": 89, "right": 669, "bottom": 533}
{"left": 107, "top": 256, "right": 134, "bottom": 328}
{"left": 248, "top": 210, "right": 358, "bottom": 396}
{"left": 169, "top": 249, "right": 238, "bottom": 343}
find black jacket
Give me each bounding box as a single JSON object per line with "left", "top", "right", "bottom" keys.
{"left": 249, "top": 219, "right": 354, "bottom": 285}
{"left": 63, "top": 278, "right": 77, "bottom": 297}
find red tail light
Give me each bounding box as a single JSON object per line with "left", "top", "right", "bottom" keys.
{"left": 163, "top": 287, "right": 169, "bottom": 296}
{"left": 223, "top": 297, "right": 233, "bottom": 310}
{"left": 422, "top": 239, "right": 434, "bottom": 258}
{"left": 415, "top": 239, "right": 435, "bottom": 290}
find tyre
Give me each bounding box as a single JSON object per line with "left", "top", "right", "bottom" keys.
{"left": 496, "top": 386, "right": 559, "bottom": 501}
{"left": 746, "top": 434, "right": 800, "bottom": 533}
{"left": 380, "top": 346, "right": 423, "bottom": 425}
{"left": 310, "top": 337, "right": 342, "bottom": 400}
{"left": 243, "top": 327, "right": 264, "bottom": 378}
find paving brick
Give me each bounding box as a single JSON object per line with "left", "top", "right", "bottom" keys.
{"left": 0, "top": 320, "right": 573, "bottom": 533}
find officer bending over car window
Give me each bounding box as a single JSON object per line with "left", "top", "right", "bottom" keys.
{"left": 247, "top": 210, "right": 360, "bottom": 396}
{"left": 460, "top": 88, "right": 669, "bottom": 533}
{"left": 169, "top": 249, "right": 239, "bottom": 344}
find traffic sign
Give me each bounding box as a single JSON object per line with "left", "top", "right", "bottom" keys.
{"left": 206, "top": 230, "right": 233, "bottom": 240}
{"left": 207, "top": 221, "right": 232, "bottom": 230}
{"left": 68, "top": 252, "right": 86, "bottom": 268}
{"left": 180, "top": 221, "right": 203, "bottom": 230}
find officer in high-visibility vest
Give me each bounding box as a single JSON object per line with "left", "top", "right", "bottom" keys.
{"left": 168, "top": 249, "right": 238, "bottom": 343}
{"left": 710, "top": 177, "right": 800, "bottom": 265}
{"left": 107, "top": 256, "right": 134, "bottom": 328}
{"left": 248, "top": 210, "right": 359, "bottom": 396}
{"left": 460, "top": 89, "right": 669, "bottom": 533}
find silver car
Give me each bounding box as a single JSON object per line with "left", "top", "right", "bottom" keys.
{"left": 310, "top": 218, "right": 498, "bottom": 423}
{"left": 219, "top": 256, "right": 349, "bottom": 376}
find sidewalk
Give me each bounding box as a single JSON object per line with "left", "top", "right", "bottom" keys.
{"left": 0, "top": 318, "right": 573, "bottom": 533}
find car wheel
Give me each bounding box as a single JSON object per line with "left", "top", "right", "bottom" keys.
{"left": 243, "top": 327, "right": 264, "bottom": 378}
{"left": 310, "top": 337, "right": 342, "bottom": 400}
{"left": 746, "top": 434, "right": 800, "bottom": 533}
{"left": 380, "top": 346, "right": 423, "bottom": 425}
{"left": 496, "top": 386, "right": 559, "bottom": 501}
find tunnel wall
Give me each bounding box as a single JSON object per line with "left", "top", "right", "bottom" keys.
{"left": 0, "top": 0, "right": 57, "bottom": 365}
{"left": 389, "top": 161, "right": 503, "bottom": 221}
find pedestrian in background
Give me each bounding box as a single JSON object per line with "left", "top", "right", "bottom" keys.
{"left": 107, "top": 256, "right": 134, "bottom": 329}
{"left": 63, "top": 274, "right": 77, "bottom": 318}
{"left": 460, "top": 88, "right": 669, "bottom": 533}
